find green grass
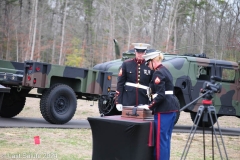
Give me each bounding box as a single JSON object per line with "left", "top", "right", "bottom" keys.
{"left": 0, "top": 128, "right": 92, "bottom": 160}
{"left": 0, "top": 128, "right": 239, "bottom": 160}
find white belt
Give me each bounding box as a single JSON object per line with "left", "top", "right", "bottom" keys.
{"left": 165, "top": 91, "right": 173, "bottom": 94}
{"left": 125, "top": 82, "right": 149, "bottom": 90}
{"left": 152, "top": 91, "right": 173, "bottom": 98}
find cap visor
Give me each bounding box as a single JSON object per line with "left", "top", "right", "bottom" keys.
{"left": 135, "top": 49, "right": 146, "bottom": 52}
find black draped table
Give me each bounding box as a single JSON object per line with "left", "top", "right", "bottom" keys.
{"left": 87, "top": 115, "right": 154, "bottom": 160}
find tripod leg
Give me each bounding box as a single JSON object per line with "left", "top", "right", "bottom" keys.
{"left": 208, "top": 106, "right": 229, "bottom": 160}
{"left": 181, "top": 106, "right": 204, "bottom": 160}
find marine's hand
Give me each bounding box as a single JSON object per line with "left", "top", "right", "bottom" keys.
{"left": 116, "top": 104, "right": 123, "bottom": 111}
{"left": 152, "top": 93, "right": 157, "bottom": 99}
{"left": 138, "top": 105, "right": 149, "bottom": 110}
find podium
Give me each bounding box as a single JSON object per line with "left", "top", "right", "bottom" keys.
{"left": 87, "top": 116, "right": 154, "bottom": 160}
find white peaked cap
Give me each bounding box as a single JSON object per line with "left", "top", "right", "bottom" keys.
{"left": 132, "top": 43, "right": 151, "bottom": 49}
{"left": 142, "top": 51, "right": 162, "bottom": 61}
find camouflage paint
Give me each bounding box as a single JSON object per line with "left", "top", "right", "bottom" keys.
{"left": 0, "top": 60, "right": 112, "bottom": 97}
{"left": 0, "top": 60, "right": 24, "bottom": 84}
{"left": 0, "top": 59, "right": 24, "bottom": 71}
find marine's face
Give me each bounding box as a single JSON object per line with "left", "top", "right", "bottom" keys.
{"left": 147, "top": 60, "right": 154, "bottom": 70}
{"left": 135, "top": 49, "right": 146, "bottom": 60}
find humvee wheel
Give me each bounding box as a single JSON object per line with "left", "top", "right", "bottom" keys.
{"left": 98, "top": 94, "right": 121, "bottom": 116}
{"left": 190, "top": 112, "right": 217, "bottom": 128}
{"left": 173, "top": 95, "right": 180, "bottom": 125}
{"left": 0, "top": 88, "right": 30, "bottom": 118}
{"left": 40, "top": 84, "right": 77, "bottom": 124}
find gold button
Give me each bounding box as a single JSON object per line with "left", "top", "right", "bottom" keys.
{"left": 138, "top": 64, "right": 140, "bottom": 66}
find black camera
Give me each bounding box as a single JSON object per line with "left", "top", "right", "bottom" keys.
{"left": 201, "top": 76, "right": 222, "bottom": 100}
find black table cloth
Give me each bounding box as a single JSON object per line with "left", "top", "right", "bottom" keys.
{"left": 88, "top": 116, "right": 154, "bottom": 160}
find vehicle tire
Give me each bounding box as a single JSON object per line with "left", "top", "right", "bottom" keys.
{"left": 190, "top": 112, "right": 217, "bottom": 128}
{"left": 0, "top": 88, "right": 28, "bottom": 118}
{"left": 98, "top": 94, "right": 121, "bottom": 116}
{"left": 173, "top": 95, "right": 180, "bottom": 125}
{"left": 40, "top": 84, "right": 77, "bottom": 124}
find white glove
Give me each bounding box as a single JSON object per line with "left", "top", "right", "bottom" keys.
{"left": 116, "top": 104, "right": 123, "bottom": 111}
{"left": 138, "top": 104, "right": 149, "bottom": 110}
{"left": 152, "top": 93, "right": 157, "bottom": 99}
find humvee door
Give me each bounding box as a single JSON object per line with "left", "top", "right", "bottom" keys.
{"left": 214, "top": 64, "right": 239, "bottom": 116}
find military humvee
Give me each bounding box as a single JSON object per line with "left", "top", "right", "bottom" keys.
{"left": 0, "top": 60, "right": 112, "bottom": 124}
{"left": 94, "top": 41, "right": 240, "bottom": 127}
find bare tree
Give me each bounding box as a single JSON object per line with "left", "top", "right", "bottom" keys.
{"left": 150, "top": 0, "right": 157, "bottom": 46}
{"left": 30, "top": 0, "right": 38, "bottom": 60}
{"left": 59, "top": 0, "right": 68, "bottom": 65}
{"left": 166, "top": 0, "right": 181, "bottom": 52}
{"left": 0, "top": 0, "right": 239, "bottom": 65}
{"left": 51, "top": 0, "right": 59, "bottom": 64}
{"left": 15, "top": 24, "right": 19, "bottom": 62}
{"left": 101, "top": 0, "right": 117, "bottom": 60}
{"left": 118, "top": 0, "right": 137, "bottom": 49}
{"left": 36, "top": 0, "right": 45, "bottom": 62}
{"left": 25, "top": 1, "right": 34, "bottom": 60}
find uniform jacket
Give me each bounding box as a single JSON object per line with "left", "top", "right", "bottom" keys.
{"left": 116, "top": 58, "right": 153, "bottom": 106}
{"left": 149, "top": 64, "right": 179, "bottom": 113}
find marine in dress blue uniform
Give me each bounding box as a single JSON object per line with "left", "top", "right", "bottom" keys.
{"left": 115, "top": 43, "right": 152, "bottom": 110}
{"left": 142, "top": 51, "right": 179, "bottom": 160}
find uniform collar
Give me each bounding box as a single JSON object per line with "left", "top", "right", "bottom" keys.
{"left": 155, "top": 64, "right": 163, "bottom": 70}
{"left": 134, "top": 58, "right": 145, "bottom": 64}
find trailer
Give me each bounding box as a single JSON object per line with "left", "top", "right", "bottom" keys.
{"left": 0, "top": 60, "right": 112, "bottom": 124}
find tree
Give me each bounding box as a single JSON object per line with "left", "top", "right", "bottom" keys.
{"left": 30, "top": 0, "right": 38, "bottom": 60}
{"left": 0, "top": 0, "right": 239, "bottom": 64}
{"left": 59, "top": 0, "right": 68, "bottom": 65}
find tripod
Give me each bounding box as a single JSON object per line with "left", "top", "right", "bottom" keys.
{"left": 180, "top": 99, "right": 228, "bottom": 160}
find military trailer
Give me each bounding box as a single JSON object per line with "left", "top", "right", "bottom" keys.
{"left": 94, "top": 43, "right": 240, "bottom": 127}
{"left": 0, "top": 60, "right": 112, "bottom": 124}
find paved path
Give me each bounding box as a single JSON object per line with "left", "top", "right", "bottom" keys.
{"left": 1, "top": 117, "right": 239, "bottom": 136}
{"left": 0, "top": 117, "right": 91, "bottom": 129}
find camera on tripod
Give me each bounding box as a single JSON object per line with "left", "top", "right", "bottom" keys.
{"left": 200, "top": 76, "right": 222, "bottom": 100}
{"left": 181, "top": 76, "right": 229, "bottom": 160}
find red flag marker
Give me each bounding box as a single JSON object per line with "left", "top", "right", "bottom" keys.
{"left": 34, "top": 136, "right": 40, "bottom": 144}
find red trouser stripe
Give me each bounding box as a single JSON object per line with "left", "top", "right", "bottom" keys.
{"left": 156, "top": 113, "right": 161, "bottom": 160}
{"left": 148, "top": 122, "right": 153, "bottom": 146}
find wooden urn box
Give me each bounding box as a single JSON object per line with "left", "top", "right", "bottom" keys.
{"left": 121, "top": 106, "right": 153, "bottom": 119}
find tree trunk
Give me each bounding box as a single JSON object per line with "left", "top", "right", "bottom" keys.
{"left": 19, "top": 0, "right": 23, "bottom": 62}
{"left": 166, "top": 0, "right": 180, "bottom": 52}
{"left": 5, "top": 3, "right": 9, "bottom": 60}
{"left": 150, "top": 0, "right": 157, "bottom": 47}
{"left": 215, "top": 2, "right": 228, "bottom": 59}
{"left": 83, "top": 0, "right": 94, "bottom": 67}
{"left": 37, "top": 0, "right": 44, "bottom": 62}
{"left": 6, "top": 32, "right": 9, "bottom": 60}
{"left": 51, "top": 0, "right": 59, "bottom": 64}
{"left": 187, "top": 1, "right": 197, "bottom": 53}
{"left": 25, "top": 1, "right": 34, "bottom": 61}
{"left": 174, "top": 19, "right": 177, "bottom": 52}
{"left": 15, "top": 26, "right": 19, "bottom": 62}
{"left": 59, "top": 0, "right": 68, "bottom": 65}
{"left": 30, "top": 0, "right": 38, "bottom": 60}
{"left": 201, "top": 3, "right": 210, "bottom": 54}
